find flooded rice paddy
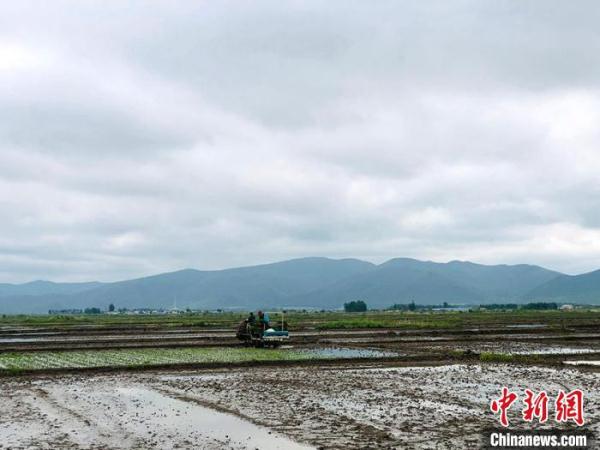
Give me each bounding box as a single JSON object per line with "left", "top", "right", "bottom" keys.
{"left": 3, "top": 312, "right": 600, "bottom": 448}
{"left": 2, "top": 363, "right": 600, "bottom": 449}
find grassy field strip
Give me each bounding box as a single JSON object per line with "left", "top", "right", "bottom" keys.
{"left": 0, "top": 347, "right": 333, "bottom": 372}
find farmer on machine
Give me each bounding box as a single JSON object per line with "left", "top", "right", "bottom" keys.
{"left": 236, "top": 310, "right": 288, "bottom": 347}
{"left": 257, "top": 310, "right": 270, "bottom": 329}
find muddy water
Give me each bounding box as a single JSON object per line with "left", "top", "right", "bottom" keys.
{"left": 0, "top": 379, "right": 315, "bottom": 449}
{"left": 564, "top": 360, "right": 600, "bottom": 366}
{"left": 510, "top": 348, "right": 599, "bottom": 355}
{"left": 4, "top": 364, "right": 600, "bottom": 449}
{"left": 0, "top": 337, "right": 41, "bottom": 342}
{"left": 116, "top": 387, "right": 314, "bottom": 450}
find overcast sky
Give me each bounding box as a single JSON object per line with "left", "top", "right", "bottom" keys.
{"left": 1, "top": 1, "right": 600, "bottom": 282}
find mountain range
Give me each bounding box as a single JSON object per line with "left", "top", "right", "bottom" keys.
{"left": 1, "top": 257, "right": 599, "bottom": 313}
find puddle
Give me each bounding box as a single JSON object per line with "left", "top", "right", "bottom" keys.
{"left": 563, "top": 361, "right": 600, "bottom": 367}
{"left": 159, "top": 373, "right": 231, "bottom": 382}
{"left": 0, "top": 337, "right": 41, "bottom": 343}
{"left": 322, "top": 336, "right": 449, "bottom": 344}
{"left": 453, "top": 342, "right": 600, "bottom": 356}
{"left": 505, "top": 324, "right": 547, "bottom": 329}
{"left": 511, "top": 348, "right": 598, "bottom": 355}
{"left": 117, "top": 387, "right": 314, "bottom": 449}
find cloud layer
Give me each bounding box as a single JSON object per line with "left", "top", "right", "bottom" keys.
{"left": 1, "top": 1, "right": 600, "bottom": 281}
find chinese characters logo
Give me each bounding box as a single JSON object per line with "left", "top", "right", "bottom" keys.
{"left": 490, "top": 387, "right": 584, "bottom": 427}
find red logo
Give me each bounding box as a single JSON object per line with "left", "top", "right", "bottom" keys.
{"left": 522, "top": 389, "right": 549, "bottom": 423}
{"left": 555, "top": 389, "right": 584, "bottom": 426}
{"left": 491, "top": 387, "right": 518, "bottom": 427}
{"left": 491, "top": 388, "right": 584, "bottom": 427}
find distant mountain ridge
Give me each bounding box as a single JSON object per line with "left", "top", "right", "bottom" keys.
{"left": 525, "top": 269, "right": 600, "bottom": 303}
{"left": 0, "top": 256, "right": 596, "bottom": 313}
{"left": 285, "top": 258, "right": 562, "bottom": 308}
{"left": 0, "top": 280, "right": 104, "bottom": 297}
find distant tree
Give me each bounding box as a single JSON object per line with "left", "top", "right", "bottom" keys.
{"left": 408, "top": 301, "right": 416, "bottom": 312}
{"left": 388, "top": 303, "right": 414, "bottom": 311}
{"left": 344, "top": 300, "right": 367, "bottom": 312}
{"left": 484, "top": 303, "right": 519, "bottom": 310}
{"left": 108, "top": 303, "right": 115, "bottom": 312}
{"left": 523, "top": 302, "right": 558, "bottom": 310}
{"left": 84, "top": 307, "right": 102, "bottom": 314}
{"left": 443, "top": 301, "right": 449, "bottom": 308}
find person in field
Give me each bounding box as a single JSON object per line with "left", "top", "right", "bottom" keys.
{"left": 257, "top": 311, "right": 270, "bottom": 329}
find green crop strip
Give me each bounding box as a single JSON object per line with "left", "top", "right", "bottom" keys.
{"left": 0, "top": 347, "right": 361, "bottom": 372}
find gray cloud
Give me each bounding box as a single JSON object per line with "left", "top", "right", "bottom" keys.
{"left": 1, "top": 1, "right": 600, "bottom": 282}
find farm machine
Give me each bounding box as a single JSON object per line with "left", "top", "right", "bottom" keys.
{"left": 236, "top": 311, "right": 289, "bottom": 348}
